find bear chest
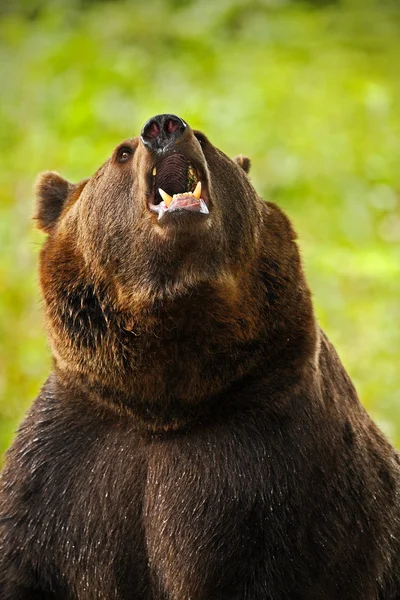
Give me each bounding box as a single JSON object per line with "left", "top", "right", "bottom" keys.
{"left": 140, "top": 428, "right": 293, "bottom": 600}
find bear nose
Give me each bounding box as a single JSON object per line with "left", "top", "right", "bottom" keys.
{"left": 141, "top": 114, "right": 187, "bottom": 151}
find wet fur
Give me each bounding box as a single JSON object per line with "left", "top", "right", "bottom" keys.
{"left": 1, "top": 123, "right": 400, "bottom": 599}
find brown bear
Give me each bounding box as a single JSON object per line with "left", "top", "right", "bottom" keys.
{"left": 1, "top": 114, "right": 399, "bottom": 600}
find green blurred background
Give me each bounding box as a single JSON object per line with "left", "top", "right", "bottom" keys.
{"left": 1, "top": 0, "right": 399, "bottom": 464}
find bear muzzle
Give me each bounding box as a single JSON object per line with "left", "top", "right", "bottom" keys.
{"left": 140, "top": 115, "right": 210, "bottom": 223}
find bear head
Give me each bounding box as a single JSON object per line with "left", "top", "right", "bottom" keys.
{"left": 35, "top": 114, "right": 316, "bottom": 430}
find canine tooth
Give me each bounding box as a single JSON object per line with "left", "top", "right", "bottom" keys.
{"left": 193, "top": 181, "right": 201, "bottom": 199}
{"left": 158, "top": 188, "right": 173, "bottom": 207}
{"left": 152, "top": 167, "right": 157, "bottom": 176}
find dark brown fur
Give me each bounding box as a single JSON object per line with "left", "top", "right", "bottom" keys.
{"left": 1, "top": 119, "right": 399, "bottom": 600}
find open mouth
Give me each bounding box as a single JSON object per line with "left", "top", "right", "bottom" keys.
{"left": 148, "top": 154, "right": 209, "bottom": 221}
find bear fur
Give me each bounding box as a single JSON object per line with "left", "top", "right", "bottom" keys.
{"left": 1, "top": 115, "right": 400, "bottom": 600}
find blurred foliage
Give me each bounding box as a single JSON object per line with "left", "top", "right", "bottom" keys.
{"left": 1, "top": 0, "right": 400, "bottom": 464}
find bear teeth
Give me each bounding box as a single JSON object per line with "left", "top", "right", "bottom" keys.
{"left": 193, "top": 181, "right": 201, "bottom": 199}
{"left": 158, "top": 182, "right": 202, "bottom": 208}
{"left": 158, "top": 188, "right": 173, "bottom": 206}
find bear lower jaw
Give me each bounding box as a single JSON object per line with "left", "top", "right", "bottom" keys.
{"left": 150, "top": 193, "right": 209, "bottom": 221}
{"left": 149, "top": 181, "right": 210, "bottom": 221}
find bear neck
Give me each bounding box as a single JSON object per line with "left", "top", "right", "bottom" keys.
{"left": 48, "top": 269, "right": 317, "bottom": 434}
{"left": 43, "top": 204, "right": 318, "bottom": 433}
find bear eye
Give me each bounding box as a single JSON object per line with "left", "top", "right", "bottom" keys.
{"left": 116, "top": 146, "right": 134, "bottom": 164}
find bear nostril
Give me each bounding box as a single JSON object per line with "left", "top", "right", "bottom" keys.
{"left": 147, "top": 121, "right": 161, "bottom": 139}
{"left": 141, "top": 119, "right": 161, "bottom": 144}
{"left": 165, "top": 118, "right": 181, "bottom": 134}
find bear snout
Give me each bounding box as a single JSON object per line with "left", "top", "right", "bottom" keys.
{"left": 141, "top": 113, "right": 187, "bottom": 152}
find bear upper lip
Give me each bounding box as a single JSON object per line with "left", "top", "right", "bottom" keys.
{"left": 147, "top": 153, "right": 210, "bottom": 221}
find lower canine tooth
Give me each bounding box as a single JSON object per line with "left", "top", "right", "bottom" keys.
{"left": 152, "top": 167, "right": 157, "bottom": 176}
{"left": 193, "top": 181, "right": 202, "bottom": 199}
{"left": 159, "top": 188, "right": 173, "bottom": 207}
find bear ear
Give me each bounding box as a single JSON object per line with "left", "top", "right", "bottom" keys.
{"left": 34, "top": 171, "right": 78, "bottom": 233}
{"left": 234, "top": 155, "right": 251, "bottom": 174}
